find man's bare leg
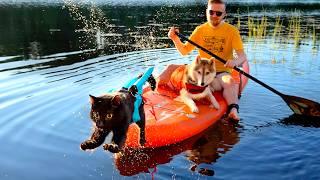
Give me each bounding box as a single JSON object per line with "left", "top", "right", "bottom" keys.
{"left": 217, "top": 73, "right": 240, "bottom": 121}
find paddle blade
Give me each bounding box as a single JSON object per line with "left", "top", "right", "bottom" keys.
{"left": 283, "top": 95, "right": 320, "bottom": 117}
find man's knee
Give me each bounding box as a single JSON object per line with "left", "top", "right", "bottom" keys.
{"left": 220, "top": 75, "right": 236, "bottom": 89}
{"left": 221, "top": 75, "right": 234, "bottom": 84}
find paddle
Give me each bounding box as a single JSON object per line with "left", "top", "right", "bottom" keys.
{"left": 175, "top": 32, "right": 320, "bottom": 117}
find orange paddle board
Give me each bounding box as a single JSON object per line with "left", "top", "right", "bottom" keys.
{"left": 125, "top": 62, "right": 249, "bottom": 148}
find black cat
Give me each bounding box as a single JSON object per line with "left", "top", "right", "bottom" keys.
{"left": 80, "top": 75, "right": 156, "bottom": 153}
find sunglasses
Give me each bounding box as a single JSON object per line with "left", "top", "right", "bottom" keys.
{"left": 208, "top": 10, "right": 224, "bottom": 17}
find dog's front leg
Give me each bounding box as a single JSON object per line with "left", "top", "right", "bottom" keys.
{"left": 181, "top": 89, "right": 199, "bottom": 113}
{"left": 206, "top": 88, "right": 220, "bottom": 109}
{"left": 208, "top": 93, "right": 220, "bottom": 109}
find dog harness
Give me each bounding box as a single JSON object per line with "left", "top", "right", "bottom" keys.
{"left": 169, "top": 65, "right": 208, "bottom": 94}
{"left": 185, "top": 83, "right": 208, "bottom": 94}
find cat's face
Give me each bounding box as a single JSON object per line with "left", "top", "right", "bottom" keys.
{"left": 89, "top": 94, "right": 121, "bottom": 129}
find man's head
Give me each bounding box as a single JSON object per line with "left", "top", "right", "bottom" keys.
{"left": 206, "top": 0, "right": 226, "bottom": 27}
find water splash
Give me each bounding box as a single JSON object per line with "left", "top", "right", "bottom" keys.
{"left": 62, "top": 0, "right": 171, "bottom": 57}
{"left": 62, "top": 0, "right": 115, "bottom": 51}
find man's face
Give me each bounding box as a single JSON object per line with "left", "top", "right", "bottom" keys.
{"left": 206, "top": 3, "right": 226, "bottom": 27}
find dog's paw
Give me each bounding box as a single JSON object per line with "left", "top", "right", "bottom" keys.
{"left": 191, "top": 106, "right": 199, "bottom": 113}
{"left": 209, "top": 102, "right": 220, "bottom": 109}
{"left": 213, "top": 102, "right": 220, "bottom": 109}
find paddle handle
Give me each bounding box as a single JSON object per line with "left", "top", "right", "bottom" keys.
{"left": 175, "top": 32, "right": 284, "bottom": 97}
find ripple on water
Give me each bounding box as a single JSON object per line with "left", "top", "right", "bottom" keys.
{"left": 0, "top": 43, "right": 319, "bottom": 179}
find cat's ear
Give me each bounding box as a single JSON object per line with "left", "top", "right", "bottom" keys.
{"left": 111, "top": 95, "right": 121, "bottom": 107}
{"left": 89, "top": 94, "right": 97, "bottom": 105}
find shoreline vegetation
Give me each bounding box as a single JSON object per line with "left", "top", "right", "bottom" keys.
{"left": 0, "top": 2, "right": 318, "bottom": 60}
{"left": 1, "top": 0, "right": 320, "bottom": 6}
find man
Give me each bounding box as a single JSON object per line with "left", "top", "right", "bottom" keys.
{"left": 168, "top": 0, "right": 248, "bottom": 121}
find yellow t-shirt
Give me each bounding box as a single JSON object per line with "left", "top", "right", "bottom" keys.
{"left": 184, "top": 22, "right": 244, "bottom": 72}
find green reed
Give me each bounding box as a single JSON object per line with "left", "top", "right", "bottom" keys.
{"left": 237, "top": 8, "right": 241, "bottom": 30}
{"left": 272, "top": 14, "right": 283, "bottom": 41}
{"left": 243, "top": 9, "right": 317, "bottom": 64}
{"left": 287, "top": 10, "right": 301, "bottom": 47}
{"left": 313, "top": 22, "right": 316, "bottom": 47}
{"left": 247, "top": 14, "right": 268, "bottom": 40}
{"left": 245, "top": 9, "right": 316, "bottom": 51}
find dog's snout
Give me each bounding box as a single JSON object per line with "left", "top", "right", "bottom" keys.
{"left": 201, "top": 82, "right": 205, "bottom": 86}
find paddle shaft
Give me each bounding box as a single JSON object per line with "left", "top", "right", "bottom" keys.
{"left": 176, "top": 32, "right": 284, "bottom": 97}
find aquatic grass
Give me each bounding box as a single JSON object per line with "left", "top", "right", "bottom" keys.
{"left": 247, "top": 7, "right": 253, "bottom": 39}
{"left": 311, "top": 21, "right": 318, "bottom": 55}
{"left": 245, "top": 9, "right": 309, "bottom": 64}
{"left": 270, "top": 11, "right": 284, "bottom": 62}
{"left": 247, "top": 16, "right": 254, "bottom": 39}
{"left": 258, "top": 15, "right": 268, "bottom": 39}
{"left": 246, "top": 11, "right": 269, "bottom": 58}
{"left": 287, "top": 9, "right": 302, "bottom": 48}
{"left": 237, "top": 8, "right": 241, "bottom": 30}
{"left": 252, "top": 10, "right": 316, "bottom": 43}
{"left": 272, "top": 13, "right": 283, "bottom": 43}
{"left": 312, "top": 22, "right": 316, "bottom": 47}
{"left": 294, "top": 15, "right": 301, "bottom": 47}
{"left": 247, "top": 14, "right": 268, "bottom": 40}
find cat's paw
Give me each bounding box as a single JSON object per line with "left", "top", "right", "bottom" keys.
{"left": 80, "top": 140, "right": 97, "bottom": 150}
{"left": 102, "top": 144, "right": 109, "bottom": 151}
{"left": 140, "top": 138, "right": 146, "bottom": 146}
{"left": 103, "top": 144, "right": 120, "bottom": 153}
{"left": 80, "top": 143, "right": 87, "bottom": 151}
{"left": 147, "top": 75, "right": 157, "bottom": 91}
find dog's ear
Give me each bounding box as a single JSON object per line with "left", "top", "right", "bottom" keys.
{"left": 196, "top": 55, "right": 201, "bottom": 64}
{"left": 209, "top": 57, "right": 216, "bottom": 67}
{"left": 89, "top": 94, "right": 97, "bottom": 105}
{"left": 111, "top": 95, "right": 121, "bottom": 107}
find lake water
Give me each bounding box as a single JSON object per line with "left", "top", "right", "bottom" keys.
{"left": 0, "top": 1, "right": 320, "bottom": 179}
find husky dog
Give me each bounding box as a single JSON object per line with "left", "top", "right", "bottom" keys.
{"left": 170, "top": 56, "right": 220, "bottom": 113}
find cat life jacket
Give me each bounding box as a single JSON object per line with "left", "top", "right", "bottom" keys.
{"left": 110, "top": 67, "right": 154, "bottom": 123}
{"left": 169, "top": 65, "right": 207, "bottom": 94}
{"left": 123, "top": 67, "right": 154, "bottom": 123}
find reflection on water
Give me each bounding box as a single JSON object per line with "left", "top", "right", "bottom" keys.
{"left": 280, "top": 114, "right": 320, "bottom": 127}
{"left": 115, "top": 120, "right": 239, "bottom": 177}
{"left": 0, "top": 1, "right": 319, "bottom": 180}
{"left": 186, "top": 121, "right": 239, "bottom": 176}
